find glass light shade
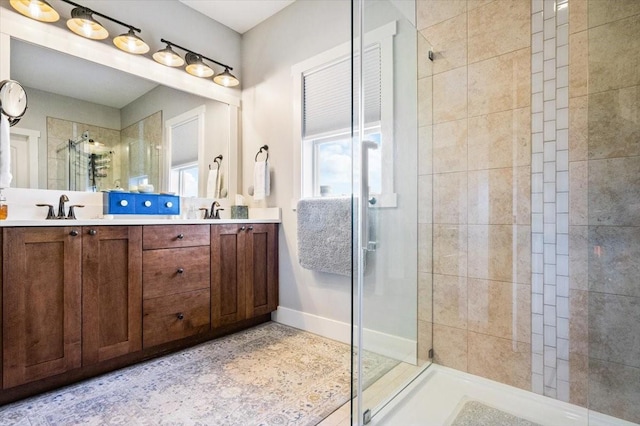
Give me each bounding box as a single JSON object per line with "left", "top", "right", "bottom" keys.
{"left": 153, "top": 46, "right": 184, "bottom": 67}
{"left": 213, "top": 68, "right": 240, "bottom": 87}
{"left": 114, "top": 29, "right": 150, "bottom": 54}
{"left": 67, "top": 8, "right": 108, "bottom": 40}
{"left": 9, "top": 0, "right": 59, "bottom": 22}
{"left": 185, "top": 53, "right": 214, "bottom": 78}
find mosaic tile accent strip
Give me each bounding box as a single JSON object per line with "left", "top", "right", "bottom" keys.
{"left": 0, "top": 323, "right": 398, "bottom": 426}
{"left": 530, "top": 0, "right": 570, "bottom": 401}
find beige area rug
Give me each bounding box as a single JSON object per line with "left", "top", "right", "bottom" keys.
{"left": 451, "top": 401, "right": 542, "bottom": 426}
{"left": 0, "top": 322, "right": 398, "bottom": 425}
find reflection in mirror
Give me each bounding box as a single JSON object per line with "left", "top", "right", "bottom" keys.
{"left": 9, "top": 38, "right": 231, "bottom": 197}
{"left": 168, "top": 108, "right": 202, "bottom": 197}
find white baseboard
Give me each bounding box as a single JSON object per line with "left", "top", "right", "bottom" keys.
{"left": 272, "top": 306, "right": 417, "bottom": 363}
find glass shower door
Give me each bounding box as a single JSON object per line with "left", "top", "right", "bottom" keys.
{"left": 351, "top": 0, "right": 432, "bottom": 423}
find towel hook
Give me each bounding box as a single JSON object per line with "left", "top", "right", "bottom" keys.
{"left": 254, "top": 145, "right": 269, "bottom": 162}
{"left": 209, "top": 154, "right": 223, "bottom": 170}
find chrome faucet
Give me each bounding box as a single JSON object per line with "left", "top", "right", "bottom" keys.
{"left": 57, "top": 194, "right": 69, "bottom": 219}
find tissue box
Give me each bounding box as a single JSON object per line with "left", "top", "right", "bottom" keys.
{"left": 230, "top": 205, "right": 248, "bottom": 219}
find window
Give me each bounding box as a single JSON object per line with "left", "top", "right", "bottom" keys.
{"left": 292, "top": 21, "right": 397, "bottom": 207}
{"left": 304, "top": 127, "right": 381, "bottom": 197}
{"left": 170, "top": 162, "right": 198, "bottom": 197}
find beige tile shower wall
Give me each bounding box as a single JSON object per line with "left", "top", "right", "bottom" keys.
{"left": 568, "top": 0, "right": 589, "bottom": 409}
{"left": 582, "top": 0, "right": 640, "bottom": 422}
{"left": 120, "top": 111, "right": 162, "bottom": 191}
{"left": 417, "top": 0, "right": 532, "bottom": 391}
{"left": 46, "top": 118, "right": 119, "bottom": 191}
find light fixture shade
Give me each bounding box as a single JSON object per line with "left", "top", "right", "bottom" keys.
{"left": 185, "top": 52, "right": 214, "bottom": 78}
{"left": 153, "top": 45, "right": 184, "bottom": 67}
{"left": 213, "top": 68, "right": 240, "bottom": 87}
{"left": 67, "top": 7, "right": 109, "bottom": 40}
{"left": 9, "top": 0, "right": 59, "bottom": 22}
{"left": 114, "top": 29, "right": 150, "bottom": 54}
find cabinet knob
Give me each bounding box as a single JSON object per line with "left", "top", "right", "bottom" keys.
{"left": 165, "top": 201, "right": 173, "bottom": 208}
{"left": 144, "top": 200, "right": 152, "bottom": 207}
{"left": 177, "top": 233, "right": 184, "bottom": 240}
{"left": 239, "top": 226, "right": 246, "bottom": 232}
{"left": 88, "top": 229, "right": 97, "bottom": 236}
{"left": 177, "top": 313, "right": 184, "bottom": 320}
{"left": 248, "top": 226, "right": 254, "bottom": 231}
{"left": 119, "top": 200, "right": 128, "bottom": 207}
{"left": 69, "top": 230, "right": 79, "bottom": 236}
{"left": 177, "top": 268, "right": 184, "bottom": 274}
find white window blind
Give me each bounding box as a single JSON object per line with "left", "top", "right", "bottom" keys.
{"left": 303, "top": 45, "right": 381, "bottom": 138}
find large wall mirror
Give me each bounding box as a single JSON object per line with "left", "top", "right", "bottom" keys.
{"left": 0, "top": 9, "right": 239, "bottom": 198}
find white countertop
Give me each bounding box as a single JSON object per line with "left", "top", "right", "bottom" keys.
{"left": 0, "top": 189, "right": 281, "bottom": 227}
{"left": 0, "top": 217, "right": 281, "bottom": 227}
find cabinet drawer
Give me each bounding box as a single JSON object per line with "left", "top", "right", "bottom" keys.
{"left": 143, "top": 289, "right": 210, "bottom": 348}
{"left": 143, "top": 225, "right": 210, "bottom": 250}
{"left": 143, "top": 246, "right": 210, "bottom": 298}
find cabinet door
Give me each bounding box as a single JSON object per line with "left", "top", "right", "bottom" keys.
{"left": 82, "top": 226, "right": 142, "bottom": 366}
{"left": 211, "top": 224, "right": 247, "bottom": 327}
{"left": 246, "top": 224, "right": 278, "bottom": 318}
{"left": 3, "top": 227, "right": 82, "bottom": 389}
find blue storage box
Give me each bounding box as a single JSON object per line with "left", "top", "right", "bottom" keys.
{"left": 104, "top": 192, "right": 180, "bottom": 215}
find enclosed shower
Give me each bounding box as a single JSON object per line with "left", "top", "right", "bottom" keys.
{"left": 347, "top": 0, "right": 640, "bottom": 424}
{"left": 56, "top": 130, "right": 113, "bottom": 192}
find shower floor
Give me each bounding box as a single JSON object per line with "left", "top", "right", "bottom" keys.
{"left": 367, "top": 365, "right": 637, "bottom": 426}
{"left": 321, "top": 364, "right": 639, "bottom": 425}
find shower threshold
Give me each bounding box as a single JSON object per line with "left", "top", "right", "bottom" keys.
{"left": 368, "top": 365, "right": 638, "bottom": 426}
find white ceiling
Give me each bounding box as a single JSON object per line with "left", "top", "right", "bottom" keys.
{"left": 178, "top": 0, "right": 295, "bottom": 34}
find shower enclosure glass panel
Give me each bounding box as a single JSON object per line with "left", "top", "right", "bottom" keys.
{"left": 351, "top": 0, "right": 431, "bottom": 423}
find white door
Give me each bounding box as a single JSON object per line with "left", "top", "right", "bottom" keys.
{"left": 9, "top": 128, "right": 39, "bottom": 188}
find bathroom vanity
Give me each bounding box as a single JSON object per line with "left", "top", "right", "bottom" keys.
{"left": 0, "top": 220, "right": 278, "bottom": 404}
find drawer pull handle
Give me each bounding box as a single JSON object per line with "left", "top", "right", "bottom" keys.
{"left": 177, "top": 268, "right": 184, "bottom": 274}
{"left": 88, "top": 229, "right": 97, "bottom": 236}
{"left": 177, "top": 233, "right": 184, "bottom": 240}
{"left": 69, "top": 230, "right": 79, "bottom": 236}
{"left": 177, "top": 313, "right": 184, "bottom": 320}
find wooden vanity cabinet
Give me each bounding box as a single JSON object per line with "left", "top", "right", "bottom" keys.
{"left": 142, "top": 225, "right": 211, "bottom": 348}
{"left": 211, "top": 223, "right": 278, "bottom": 328}
{"left": 0, "top": 222, "right": 277, "bottom": 398}
{"left": 2, "top": 226, "right": 143, "bottom": 388}
{"left": 82, "top": 226, "right": 142, "bottom": 366}
{"left": 3, "top": 227, "right": 82, "bottom": 389}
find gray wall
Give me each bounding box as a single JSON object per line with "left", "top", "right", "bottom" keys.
{"left": 241, "top": 0, "right": 419, "bottom": 343}
{"left": 241, "top": 0, "right": 353, "bottom": 324}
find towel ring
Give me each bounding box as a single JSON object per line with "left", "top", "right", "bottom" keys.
{"left": 209, "top": 154, "right": 223, "bottom": 170}
{"left": 255, "top": 145, "right": 269, "bottom": 162}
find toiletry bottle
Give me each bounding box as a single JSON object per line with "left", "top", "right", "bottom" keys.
{"left": 0, "top": 190, "right": 7, "bottom": 220}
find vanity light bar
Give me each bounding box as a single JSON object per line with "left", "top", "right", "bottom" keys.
{"left": 154, "top": 39, "right": 240, "bottom": 88}
{"left": 9, "top": 0, "right": 239, "bottom": 86}
{"left": 60, "top": 0, "right": 149, "bottom": 53}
